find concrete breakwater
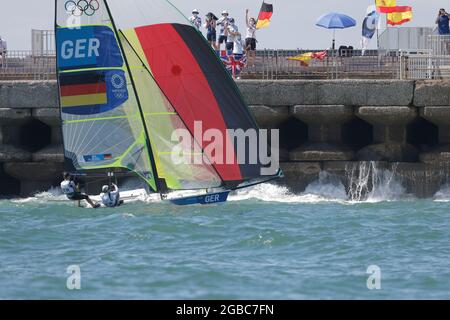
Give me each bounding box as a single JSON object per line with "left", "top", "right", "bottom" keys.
{"left": 1, "top": 80, "right": 450, "bottom": 198}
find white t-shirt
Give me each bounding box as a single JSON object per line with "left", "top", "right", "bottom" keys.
{"left": 227, "top": 24, "right": 238, "bottom": 43}
{"left": 233, "top": 34, "right": 244, "bottom": 55}
{"left": 189, "top": 15, "right": 202, "bottom": 30}
{"left": 246, "top": 24, "right": 256, "bottom": 40}
{"left": 100, "top": 185, "right": 120, "bottom": 207}
{"left": 61, "top": 180, "right": 76, "bottom": 195}
{"left": 217, "top": 16, "right": 230, "bottom": 36}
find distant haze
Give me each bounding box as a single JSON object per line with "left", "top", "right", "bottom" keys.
{"left": 1, "top": 0, "right": 444, "bottom": 50}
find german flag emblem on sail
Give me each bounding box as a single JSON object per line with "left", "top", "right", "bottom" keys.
{"left": 256, "top": 2, "right": 273, "bottom": 29}
{"left": 59, "top": 70, "right": 128, "bottom": 115}
{"left": 60, "top": 72, "right": 107, "bottom": 108}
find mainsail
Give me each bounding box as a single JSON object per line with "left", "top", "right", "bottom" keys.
{"left": 55, "top": 0, "right": 281, "bottom": 196}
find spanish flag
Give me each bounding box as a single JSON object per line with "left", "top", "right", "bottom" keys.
{"left": 256, "top": 2, "right": 273, "bottom": 30}
{"left": 288, "top": 51, "right": 327, "bottom": 67}
{"left": 376, "top": 0, "right": 397, "bottom": 13}
{"left": 387, "top": 6, "right": 413, "bottom": 26}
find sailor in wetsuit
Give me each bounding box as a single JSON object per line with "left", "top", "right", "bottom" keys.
{"left": 100, "top": 184, "right": 124, "bottom": 208}
{"left": 60, "top": 172, "right": 100, "bottom": 208}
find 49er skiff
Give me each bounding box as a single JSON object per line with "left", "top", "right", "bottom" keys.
{"left": 55, "top": 0, "right": 282, "bottom": 206}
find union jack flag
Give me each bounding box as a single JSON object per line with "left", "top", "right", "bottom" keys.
{"left": 221, "top": 53, "right": 247, "bottom": 78}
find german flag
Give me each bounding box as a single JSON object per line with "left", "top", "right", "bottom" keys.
{"left": 256, "top": 2, "right": 273, "bottom": 30}
{"left": 387, "top": 6, "right": 413, "bottom": 26}
{"left": 59, "top": 72, "right": 107, "bottom": 109}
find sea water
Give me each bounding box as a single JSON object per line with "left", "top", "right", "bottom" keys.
{"left": 1, "top": 170, "right": 450, "bottom": 299}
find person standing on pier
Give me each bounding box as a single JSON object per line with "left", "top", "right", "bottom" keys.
{"left": 436, "top": 8, "right": 450, "bottom": 35}
{"left": 189, "top": 9, "right": 202, "bottom": 31}
{"left": 245, "top": 9, "right": 257, "bottom": 67}
{"left": 60, "top": 172, "right": 100, "bottom": 208}
{"left": 226, "top": 18, "right": 239, "bottom": 54}
{"left": 204, "top": 12, "right": 218, "bottom": 50}
{"left": 217, "top": 10, "right": 231, "bottom": 51}
{"left": 0, "top": 35, "right": 7, "bottom": 67}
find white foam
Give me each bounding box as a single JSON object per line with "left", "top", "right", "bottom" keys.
{"left": 229, "top": 179, "right": 348, "bottom": 204}
{"left": 434, "top": 185, "right": 450, "bottom": 202}
{"left": 11, "top": 187, "right": 67, "bottom": 204}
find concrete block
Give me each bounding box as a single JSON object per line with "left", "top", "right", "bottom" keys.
{"left": 237, "top": 80, "right": 414, "bottom": 107}
{"left": 290, "top": 143, "right": 354, "bottom": 161}
{"left": 356, "top": 106, "right": 417, "bottom": 125}
{"left": 292, "top": 105, "right": 354, "bottom": 124}
{"left": 0, "top": 81, "right": 58, "bottom": 109}
{"left": 0, "top": 145, "right": 32, "bottom": 162}
{"left": 0, "top": 108, "right": 32, "bottom": 123}
{"left": 249, "top": 105, "right": 290, "bottom": 128}
{"left": 414, "top": 80, "right": 450, "bottom": 106}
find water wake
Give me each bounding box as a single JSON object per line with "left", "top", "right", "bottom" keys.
{"left": 230, "top": 162, "right": 412, "bottom": 204}
{"left": 229, "top": 173, "right": 348, "bottom": 204}
{"left": 4, "top": 162, "right": 415, "bottom": 206}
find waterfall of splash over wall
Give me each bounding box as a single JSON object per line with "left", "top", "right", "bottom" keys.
{"left": 345, "top": 162, "right": 408, "bottom": 202}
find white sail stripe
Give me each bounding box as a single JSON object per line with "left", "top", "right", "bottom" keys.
{"left": 98, "top": 135, "right": 135, "bottom": 155}
{"left": 74, "top": 119, "right": 96, "bottom": 157}
{"left": 81, "top": 119, "right": 130, "bottom": 157}
{"left": 76, "top": 119, "right": 111, "bottom": 157}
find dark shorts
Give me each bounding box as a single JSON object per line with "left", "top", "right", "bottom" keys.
{"left": 245, "top": 38, "right": 257, "bottom": 51}
{"left": 207, "top": 31, "right": 217, "bottom": 42}
{"left": 226, "top": 42, "right": 234, "bottom": 51}
{"left": 67, "top": 193, "right": 89, "bottom": 201}
{"left": 218, "top": 35, "right": 227, "bottom": 44}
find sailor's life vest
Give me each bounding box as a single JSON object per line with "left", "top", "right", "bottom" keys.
{"left": 61, "top": 180, "right": 76, "bottom": 196}
{"left": 101, "top": 188, "right": 120, "bottom": 208}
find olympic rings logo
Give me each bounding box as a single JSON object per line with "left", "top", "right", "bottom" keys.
{"left": 65, "top": 0, "right": 100, "bottom": 17}
{"left": 111, "top": 74, "right": 125, "bottom": 90}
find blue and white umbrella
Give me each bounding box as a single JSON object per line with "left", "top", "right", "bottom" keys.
{"left": 316, "top": 12, "right": 357, "bottom": 50}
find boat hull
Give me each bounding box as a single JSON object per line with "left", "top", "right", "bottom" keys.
{"left": 169, "top": 191, "right": 230, "bottom": 206}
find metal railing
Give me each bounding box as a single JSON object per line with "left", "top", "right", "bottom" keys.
{"left": 0, "top": 50, "right": 56, "bottom": 80}
{"left": 242, "top": 49, "right": 401, "bottom": 80}
{"left": 427, "top": 35, "right": 450, "bottom": 55}
{"left": 1, "top": 48, "right": 450, "bottom": 81}
{"left": 401, "top": 53, "right": 450, "bottom": 80}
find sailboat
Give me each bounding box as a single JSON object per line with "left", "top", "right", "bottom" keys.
{"left": 55, "top": 0, "right": 282, "bottom": 206}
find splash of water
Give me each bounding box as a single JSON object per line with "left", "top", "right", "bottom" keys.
{"left": 434, "top": 185, "right": 450, "bottom": 202}
{"left": 230, "top": 178, "right": 348, "bottom": 204}
{"left": 347, "top": 162, "right": 408, "bottom": 202}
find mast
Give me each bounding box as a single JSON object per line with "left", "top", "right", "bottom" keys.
{"left": 103, "top": 0, "right": 165, "bottom": 196}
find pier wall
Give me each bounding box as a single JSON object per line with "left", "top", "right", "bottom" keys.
{"left": 1, "top": 80, "right": 449, "bottom": 198}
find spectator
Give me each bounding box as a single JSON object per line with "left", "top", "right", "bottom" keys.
{"left": 226, "top": 18, "right": 239, "bottom": 54}
{"left": 217, "top": 10, "right": 231, "bottom": 51}
{"left": 0, "top": 35, "right": 7, "bottom": 65}
{"left": 233, "top": 32, "right": 244, "bottom": 55}
{"left": 436, "top": 8, "right": 450, "bottom": 35}
{"left": 204, "top": 12, "right": 218, "bottom": 50}
{"left": 245, "top": 9, "right": 257, "bottom": 67}
{"left": 189, "top": 9, "right": 202, "bottom": 31}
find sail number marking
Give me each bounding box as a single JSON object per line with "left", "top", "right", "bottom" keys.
{"left": 204, "top": 194, "right": 221, "bottom": 203}
{"left": 61, "top": 38, "right": 100, "bottom": 60}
